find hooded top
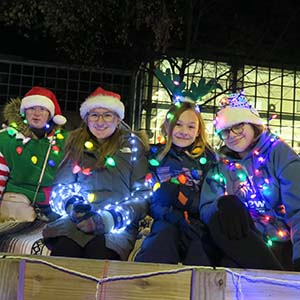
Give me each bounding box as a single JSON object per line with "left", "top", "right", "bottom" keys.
{"left": 200, "top": 130, "right": 300, "bottom": 262}
{"left": 0, "top": 98, "right": 68, "bottom": 205}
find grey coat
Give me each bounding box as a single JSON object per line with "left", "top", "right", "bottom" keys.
{"left": 43, "top": 132, "right": 151, "bottom": 260}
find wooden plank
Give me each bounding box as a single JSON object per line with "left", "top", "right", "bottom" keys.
{"left": 0, "top": 255, "right": 21, "bottom": 300}
{"left": 2, "top": 254, "right": 300, "bottom": 300}
{"left": 191, "top": 269, "right": 226, "bottom": 300}
{"left": 20, "top": 256, "right": 193, "bottom": 300}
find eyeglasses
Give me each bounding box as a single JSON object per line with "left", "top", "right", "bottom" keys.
{"left": 218, "top": 123, "right": 245, "bottom": 140}
{"left": 87, "top": 112, "right": 117, "bottom": 123}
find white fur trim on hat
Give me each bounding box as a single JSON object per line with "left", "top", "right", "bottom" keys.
{"left": 80, "top": 95, "right": 125, "bottom": 120}
{"left": 215, "top": 106, "right": 264, "bottom": 132}
{"left": 20, "top": 95, "right": 55, "bottom": 117}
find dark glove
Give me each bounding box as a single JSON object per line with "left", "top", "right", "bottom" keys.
{"left": 164, "top": 209, "right": 199, "bottom": 239}
{"left": 65, "top": 195, "right": 86, "bottom": 213}
{"left": 69, "top": 199, "right": 93, "bottom": 223}
{"left": 217, "top": 195, "right": 251, "bottom": 240}
{"left": 76, "top": 212, "right": 105, "bottom": 234}
{"left": 153, "top": 182, "right": 179, "bottom": 207}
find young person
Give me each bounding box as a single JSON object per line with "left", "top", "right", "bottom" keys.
{"left": 200, "top": 92, "right": 300, "bottom": 270}
{"left": 43, "top": 87, "right": 151, "bottom": 260}
{"left": 0, "top": 86, "right": 68, "bottom": 253}
{"left": 135, "top": 101, "right": 216, "bottom": 265}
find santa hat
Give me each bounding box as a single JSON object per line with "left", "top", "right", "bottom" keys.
{"left": 80, "top": 87, "right": 124, "bottom": 120}
{"left": 214, "top": 92, "right": 264, "bottom": 132}
{"left": 20, "top": 86, "right": 67, "bottom": 125}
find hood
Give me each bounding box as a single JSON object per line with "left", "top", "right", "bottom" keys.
{"left": 3, "top": 97, "right": 33, "bottom": 137}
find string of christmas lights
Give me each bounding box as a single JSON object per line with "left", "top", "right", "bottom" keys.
{"left": 49, "top": 132, "right": 151, "bottom": 233}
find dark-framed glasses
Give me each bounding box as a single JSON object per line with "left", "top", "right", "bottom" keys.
{"left": 218, "top": 123, "right": 245, "bottom": 140}
{"left": 87, "top": 111, "right": 116, "bottom": 123}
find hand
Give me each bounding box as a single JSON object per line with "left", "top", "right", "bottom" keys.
{"left": 153, "top": 182, "right": 179, "bottom": 207}
{"left": 69, "top": 200, "right": 92, "bottom": 223}
{"left": 65, "top": 195, "right": 86, "bottom": 214}
{"left": 217, "top": 195, "right": 251, "bottom": 240}
{"left": 76, "top": 212, "right": 105, "bottom": 234}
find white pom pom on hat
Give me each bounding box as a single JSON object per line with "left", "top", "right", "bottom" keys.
{"left": 20, "top": 86, "right": 67, "bottom": 125}
{"left": 80, "top": 87, "right": 125, "bottom": 120}
{"left": 214, "top": 92, "right": 264, "bottom": 132}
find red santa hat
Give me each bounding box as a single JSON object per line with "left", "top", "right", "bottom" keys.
{"left": 20, "top": 86, "right": 67, "bottom": 125}
{"left": 80, "top": 87, "right": 125, "bottom": 120}
{"left": 214, "top": 92, "right": 264, "bottom": 132}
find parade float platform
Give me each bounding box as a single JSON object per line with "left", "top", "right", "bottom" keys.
{"left": 1, "top": 253, "right": 300, "bottom": 300}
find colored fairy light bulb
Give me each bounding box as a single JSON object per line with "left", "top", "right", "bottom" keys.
{"left": 178, "top": 174, "right": 187, "bottom": 184}
{"left": 52, "top": 145, "right": 60, "bottom": 154}
{"left": 153, "top": 182, "right": 161, "bottom": 192}
{"left": 167, "top": 112, "right": 174, "bottom": 120}
{"left": 170, "top": 178, "right": 180, "bottom": 185}
{"left": 48, "top": 160, "right": 55, "bottom": 167}
{"left": 56, "top": 133, "right": 64, "bottom": 140}
{"left": 199, "top": 157, "right": 207, "bottom": 165}
{"left": 7, "top": 127, "right": 18, "bottom": 136}
{"left": 72, "top": 164, "right": 81, "bottom": 174}
{"left": 31, "top": 156, "right": 38, "bottom": 164}
{"left": 87, "top": 193, "right": 95, "bottom": 203}
{"left": 237, "top": 171, "right": 247, "bottom": 181}
{"left": 105, "top": 156, "right": 116, "bottom": 167}
{"left": 16, "top": 146, "right": 23, "bottom": 154}
{"left": 157, "top": 135, "right": 166, "bottom": 144}
{"left": 277, "top": 230, "right": 285, "bottom": 238}
{"left": 145, "top": 173, "right": 153, "bottom": 182}
{"left": 84, "top": 141, "right": 94, "bottom": 149}
{"left": 149, "top": 158, "right": 160, "bottom": 166}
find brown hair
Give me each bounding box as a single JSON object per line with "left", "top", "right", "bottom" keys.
{"left": 157, "top": 102, "right": 212, "bottom": 160}
{"left": 61, "top": 121, "right": 148, "bottom": 169}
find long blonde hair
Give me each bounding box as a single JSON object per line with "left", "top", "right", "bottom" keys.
{"left": 158, "top": 102, "right": 212, "bottom": 160}
{"left": 61, "top": 121, "right": 148, "bottom": 169}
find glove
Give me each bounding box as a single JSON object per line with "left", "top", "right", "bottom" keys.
{"left": 164, "top": 209, "right": 185, "bottom": 225}
{"left": 153, "top": 182, "right": 180, "bottom": 207}
{"left": 217, "top": 195, "right": 251, "bottom": 240}
{"left": 65, "top": 195, "right": 86, "bottom": 213}
{"left": 76, "top": 212, "right": 105, "bottom": 234}
{"left": 69, "top": 200, "right": 93, "bottom": 223}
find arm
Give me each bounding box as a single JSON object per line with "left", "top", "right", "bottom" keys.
{"left": 49, "top": 160, "right": 81, "bottom": 216}
{"left": 103, "top": 139, "right": 151, "bottom": 231}
{"left": 92, "top": 135, "right": 151, "bottom": 233}
{"left": 199, "top": 165, "right": 227, "bottom": 225}
{"left": 273, "top": 142, "right": 300, "bottom": 262}
{"left": 0, "top": 152, "right": 9, "bottom": 198}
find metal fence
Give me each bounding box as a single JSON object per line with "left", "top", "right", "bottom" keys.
{"left": 0, "top": 58, "right": 136, "bottom": 129}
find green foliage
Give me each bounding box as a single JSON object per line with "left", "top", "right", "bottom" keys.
{"left": 0, "top": 0, "right": 184, "bottom": 66}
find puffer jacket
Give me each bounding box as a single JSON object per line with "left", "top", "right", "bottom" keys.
{"left": 43, "top": 131, "right": 151, "bottom": 260}
{"left": 149, "top": 143, "right": 216, "bottom": 224}
{"left": 200, "top": 130, "right": 300, "bottom": 262}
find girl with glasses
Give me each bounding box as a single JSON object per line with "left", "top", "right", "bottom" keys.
{"left": 43, "top": 87, "right": 151, "bottom": 260}
{"left": 200, "top": 92, "right": 300, "bottom": 271}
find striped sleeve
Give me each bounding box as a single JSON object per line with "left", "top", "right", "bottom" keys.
{"left": 0, "top": 152, "right": 9, "bottom": 198}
